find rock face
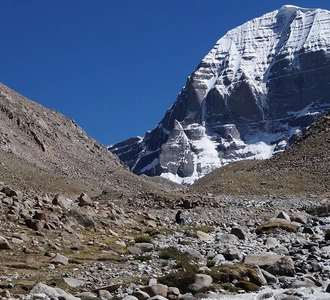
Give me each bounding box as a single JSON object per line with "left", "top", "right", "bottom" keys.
{"left": 109, "top": 5, "right": 330, "bottom": 184}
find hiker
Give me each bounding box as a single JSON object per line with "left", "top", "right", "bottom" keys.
{"left": 175, "top": 210, "right": 185, "bottom": 224}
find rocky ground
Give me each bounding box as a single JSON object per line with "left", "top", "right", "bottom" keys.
{"left": 1, "top": 182, "right": 330, "bottom": 300}
{"left": 2, "top": 83, "right": 330, "bottom": 300}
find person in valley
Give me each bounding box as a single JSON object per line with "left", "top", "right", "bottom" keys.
{"left": 175, "top": 210, "right": 185, "bottom": 224}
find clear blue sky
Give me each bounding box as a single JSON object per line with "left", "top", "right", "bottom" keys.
{"left": 2, "top": 0, "right": 330, "bottom": 146}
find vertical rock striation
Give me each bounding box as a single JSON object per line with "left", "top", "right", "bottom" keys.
{"left": 109, "top": 5, "right": 330, "bottom": 184}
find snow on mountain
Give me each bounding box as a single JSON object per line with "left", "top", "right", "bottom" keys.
{"left": 109, "top": 5, "right": 330, "bottom": 185}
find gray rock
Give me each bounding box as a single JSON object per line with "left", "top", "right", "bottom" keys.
{"left": 244, "top": 254, "right": 284, "bottom": 268}
{"left": 326, "top": 283, "right": 330, "bottom": 293}
{"left": 276, "top": 212, "right": 291, "bottom": 221}
{"left": 291, "top": 213, "right": 308, "bottom": 225}
{"left": 25, "top": 218, "right": 45, "bottom": 231}
{"left": 264, "top": 237, "right": 280, "bottom": 248}
{"left": 255, "top": 266, "right": 267, "bottom": 286}
{"left": 2, "top": 187, "right": 23, "bottom": 200}
{"left": 266, "top": 256, "right": 295, "bottom": 276}
{"left": 49, "top": 253, "right": 69, "bottom": 265}
{"left": 149, "top": 278, "right": 157, "bottom": 286}
{"left": 272, "top": 246, "right": 290, "bottom": 256}
{"left": 260, "top": 269, "right": 278, "bottom": 284}
{"left": 134, "top": 243, "right": 154, "bottom": 252}
{"left": 78, "top": 193, "right": 93, "bottom": 207}
{"left": 223, "top": 248, "right": 243, "bottom": 261}
{"left": 30, "top": 283, "right": 80, "bottom": 300}
{"left": 63, "top": 278, "right": 85, "bottom": 288}
{"left": 145, "top": 219, "right": 157, "bottom": 228}
{"left": 2, "top": 197, "right": 13, "bottom": 205}
{"left": 183, "top": 249, "right": 204, "bottom": 261}
{"left": 195, "top": 231, "right": 212, "bottom": 241}
{"left": 127, "top": 246, "right": 142, "bottom": 255}
{"left": 212, "top": 254, "right": 225, "bottom": 263}
{"left": 68, "top": 209, "right": 96, "bottom": 229}
{"left": 230, "top": 227, "right": 247, "bottom": 240}
{"left": 52, "top": 194, "right": 71, "bottom": 209}
{"left": 75, "top": 292, "right": 97, "bottom": 299}
{"left": 289, "top": 278, "right": 317, "bottom": 288}
{"left": 167, "top": 287, "right": 180, "bottom": 296}
{"left": 132, "top": 289, "right": 150, "bottom": 300}
{"left": 122, "top": 296, "right": 139, "bottom": 300}
{"left": 187, "top": 274, "right": 212, "bottom": 294}
{"left": 149, "top": 296, "right": 168, "bottom": 300}
{"left": 206, "top": 250, "right": 216, "bottom": 259}
{"left": 179, "top": 294, "right": 197, "bottom": 300}
{"left": 0, "top": 235, "right": 11, "bottom": 249}
{"left": 98, "top": 289, "right": 112, "bottom": 300}
{"left": 140, "top": 284, "right": 168, "bottom": 297}
{"left": 218, "top": 233, "right": 239, "bottom": 244}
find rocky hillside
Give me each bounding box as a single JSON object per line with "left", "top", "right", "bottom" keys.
{"left": 191, "top": 109, "right": 330, "bottom": 196}
{"left": 0, "top": 82, "right": 181, "bottom": 198}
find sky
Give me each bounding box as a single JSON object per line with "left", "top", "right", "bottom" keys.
{"left": 2, "top": 0, "right": 330, "bottom": 146}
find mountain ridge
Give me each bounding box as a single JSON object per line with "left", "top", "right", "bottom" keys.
{"left": 0, "top": 82, "right": 180, "bottom": 197}
{"left": 109, "top": 5, "right": 330, "bottom": 185}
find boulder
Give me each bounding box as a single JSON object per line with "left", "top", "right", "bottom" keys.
{"left": 264, "top": 237, "right": 280, "bottom": 248}
{"left": 0, "top": 236, "right": 11, "bottom": 249}
{"left": 127, "top": 246, "right": 142, "bottom": 255}
{"left": 134, "top": 243, "right": 154, "bottom": 252}
{"left": 25, "top": 218, "right": 45, "bottom": 231}
{"left": 53, "top": 194, "right": 71, "bottom": 209}
{"left": 75, "top": 291, "right": 97, "bottom": 299}
{"left": 149, "top": 296, "right": 168, "bottom": 300}
{"left": 132, "top": 289, "right": 150, "bottom": 300}
{"left": 63, "top": 278, "right": 85, "bottom": 288}
{"left": 276, "top": 211, "right": 291, "bottom": 221}
{"left": 260, "top": 269, "right": 278, "bottom": 284}
{"left": 49, "top": 253, "right": 69, "bottom": 265}
{"left": 186, "top": 274, "right": 212, "bottom": 294}
{"left": 212, "top": 254, "right": 225, "bottom": 263}
{"left": 122, "top": 296, "right": 139, "bottom": 300}
{"left": 244, "top": 254, "right": 285, "bottom": 269}
{"left": 195, "top": 231, "right": 212, "bottom": 241}
{"left": 266, "top": 256, "right": 295, "bottom": 276}
{"left": 33, "top": 210, "right": 48, "bottom": 222}
{"left": 231, "top": 227, "right": 247, "bottom": 240}
{"left": 291, "top": 213, "right": 308, "bottom": 225}
{"left": 98, "top": 290, "right": 112, "bottom": 300}
{"left": 222, "top": 248, "right": 243, "bottom": 261}
{"left": 218, "top": 233, "right": 239, "bottom": 244}
{"left": 1, "top": 187, "right": 23, "bottom": 200}
{"left": 183, "top": 249, "right": 204, "bottom": 261}
{"left": 29, "top": 283, "right": 80, "bottom": 300}
{"left": 78, "top": 193, "right": 93, "bottom": 207}
{"left": 140, "top": 284, "right": 168, "bottom": 297}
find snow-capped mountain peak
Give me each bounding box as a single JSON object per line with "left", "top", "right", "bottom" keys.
{"left": 109, "top": 6, "right": 330, "bottom": 185}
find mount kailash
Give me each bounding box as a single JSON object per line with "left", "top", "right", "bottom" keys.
{"left": 108, "top": 5, "right": 330, "bottom": 185}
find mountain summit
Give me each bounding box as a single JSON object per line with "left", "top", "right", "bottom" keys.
{"left": 109, "top": 5, "right": 330, "bottom": 184}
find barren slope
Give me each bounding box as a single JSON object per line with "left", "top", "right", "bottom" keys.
{"left": 190, "top": 110, "right": 330, "bottom": 196}
{"left": 0, "top": 82, "right": 181, "bottom": 197}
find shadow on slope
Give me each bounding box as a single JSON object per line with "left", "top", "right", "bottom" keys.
{"left": 0, "top": 82, "right": 182, "bottom": 197}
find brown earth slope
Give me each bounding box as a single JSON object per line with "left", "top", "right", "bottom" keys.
{"left": 191, "top": 110, "right": 330, "bottom": 196}
{"left": 0, "top": 82, "right": 182, "bottom": 198}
